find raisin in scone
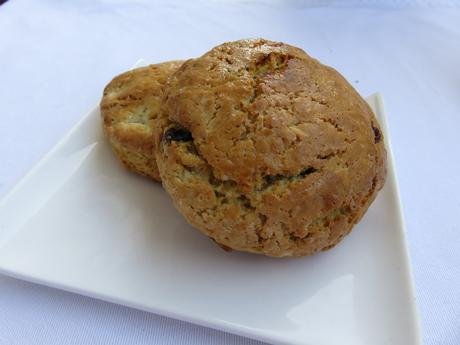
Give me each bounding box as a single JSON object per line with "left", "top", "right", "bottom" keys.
{"left": 100, "top": 61, "right": 182, "bottom": 181}
{"left": 154, "top": 39, "right": 386, "bottom": 257}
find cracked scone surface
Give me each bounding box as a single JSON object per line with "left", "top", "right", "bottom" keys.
{"left": 155, "top": 39, "right": 387, "bottom": 257}
{"left": 100, "top": 61, "right": 182, "bottom": 181}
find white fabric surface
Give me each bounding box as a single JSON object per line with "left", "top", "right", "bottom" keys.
{"left": 1, "top": 0, "right": 459, "bottom": 344}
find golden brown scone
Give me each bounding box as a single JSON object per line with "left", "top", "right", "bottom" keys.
{"left": 100, "top": 61, "right": 182, "bottom": 181}
{"left": 154, "top": 39, "right": 387, "bottom": 257}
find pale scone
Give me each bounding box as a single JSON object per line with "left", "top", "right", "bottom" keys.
{"left": 154, "top": 39, "right": 387, "bottom": 257}
{"left": 100, "top": 61, "right": 182, "bottom": 181}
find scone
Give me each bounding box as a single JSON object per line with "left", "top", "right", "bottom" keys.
{"left": 100, "top": 61, "right": 182, "bottom": 181}
{"left": 154, "top": 39, "right": 386, "bottom": 257}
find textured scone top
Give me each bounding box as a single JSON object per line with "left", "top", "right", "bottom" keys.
{"left": 101, "top": 61, "right": 182, "bottom": 152}
{"left": 157, "top": 39, "right": 387, "bottom": 256}
{"left": 162, "top": 39, "right": 383, "bottom": 193}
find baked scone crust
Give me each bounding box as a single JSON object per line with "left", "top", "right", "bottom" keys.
{"left": 155, "top": 39, "right": 386, "bottom": 257}
{"left": 101, "top": 61, "right": 182, "bottom": 181}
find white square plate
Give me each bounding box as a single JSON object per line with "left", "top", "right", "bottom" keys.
{"left": 0, "top": 93, "right": 421, "bottom": 345}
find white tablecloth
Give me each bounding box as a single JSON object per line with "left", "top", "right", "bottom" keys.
{"left": 1, "top": 1, "right": 459, "bottom": 344}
